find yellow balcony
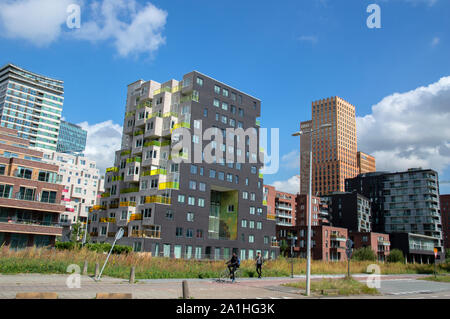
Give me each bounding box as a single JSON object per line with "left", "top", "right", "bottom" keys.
{"left": 106, "top": 167, "right": 119, "bottom": 173}
{"left": 141, "top": 168, "right": 167, "bottom": 176}
{"left": 119, "top": 201, "right": 136, "bottom": 207}
{"left": 158, "top": 182, "right": 180, "bottom": 190}
{"left": 267, "top": 214, "right": 276, "bottom": 220}
{"left": 129, "top": 214, "right": 142, "bottom": 221}
{"left": 92, "top": 205, "right": 107, "bottom": 211}
{"left": 171, "top": 122, "right": 191, "bottom": 131}
{"left": 100, "top": 218, "right": 116, "bottom": 223}
{"left": 145, "top": 195, "right": 171, "bottom": 205}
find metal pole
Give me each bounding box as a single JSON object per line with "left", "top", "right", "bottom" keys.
{"left": 96, "top": 238, "right": 117, "bottom": 281}
{"left": 82, "top": 216, "right": 89, "bottom": 246}
{"left": 306, "top": 132, "right": 313, "bottom": 296}
{"left": 291, "top": 243, "right": 294, "bottom": 278}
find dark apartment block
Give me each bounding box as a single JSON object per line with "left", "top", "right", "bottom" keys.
{"left": 322, "top": 191, "right": 371, "bottom": 232}
{"left": 349, "top": 231, "right": 390, "bottom": 262}
{"left": 89, "top": 71, "right": 279, "bottom": 260}
{"left": 440, "top": 194, "right": 450, "bottom": 250}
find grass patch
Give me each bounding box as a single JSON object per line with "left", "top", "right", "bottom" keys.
{"left": 418, "top": 275, "right": 450, "bottom": 283}
{"left": 284, "top": 277, "right": 379, "bottom": 296}
{"left": 0, "top": 246, "right": 449, "bottom": 279}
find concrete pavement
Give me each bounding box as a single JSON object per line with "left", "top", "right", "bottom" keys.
{"left": 0, "top": 273, "right": 448, "bottom": 299}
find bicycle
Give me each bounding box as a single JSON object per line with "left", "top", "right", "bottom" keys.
{"left": 216, "top": 267, "right": 241, "bottom": 283}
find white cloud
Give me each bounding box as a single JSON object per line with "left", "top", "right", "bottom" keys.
{"left": 0, "top": 0, "right": 167, "bottom": 57}
{"left": 77, "top": 120, "right": 123, "bottom": 174}
{"left": 0, "top": 0, "right": 72, "bottom": 46}
{"left": 281, "top": 150, "right": 300, "bottom": 170}
{"left": 431, "top": 37, "right": 440, "bottom": 47}
{"left": 271, "top": 176, "right": 300, "bottom": 194}
{"left": 73, "top": 0, "right": 167, "bottom": 57}
{"left": 357, "top": 76, "right": 450, "bottom": 174}
{"left": 298, "top": 35, "right": 318, "bottom": 45}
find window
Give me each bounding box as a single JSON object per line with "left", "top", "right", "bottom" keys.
{"left": 242, "top": 219, "right": 248, "bottom": 228}
{"left": 204, "top": 108, "right": 208, "bottom": 117}
{"left": 189, "top": 180, "right": 197, "bottom": 190}
{"left": 178, "top": 194, "right": 185, "bottom": 203}
{"left": 176, "top": 227, "right": 183, "bottom": 237}
{"left": 187, "top": 212, "right": 194, "bottom": 222}
{"left": 242, "top": 191, "right": 248, "bottom": 199}
{"left": 0, "top": 184, "right": 13, "bottom": 198}
{"left": 166, "top": 210, "right": 174, "bottom": 220}
{"left": 213, "top": 99, "right": 220, "bottom": 107}
{"left": 142, "top": 208, "right": 152, "bottom": 218}
{"left": 196, "top": 229, "right": 203, "bottom": 239}
{"left": 223, "top": 88, "right": 229, "bottom": 97}
{"left": 198, "top": 198, "right": 205, "bottom": 207}
{"left": 214, "top": 85, "right": 221, "bottom": 94}
{"left": 121, "top": 211, "right": 127, "bottom": 220}
{"left": 249, "top": 221, "right": 255, "bottom": 229}
{"left": 186, "top": 229, "right": 194, "bottom": 238}
{"left": 38, "top": 171, "right": 57, "bottom": 183}
{"left": 226, "top": 173, "right": 233, "bottom": 182}
{"left": 209, "top": 169, "right": 216, "bottom": 178}
{"left": 196, "top": 77, "right": 203, "bottom": 86}
{"left": 257, "top": 208, "right": 262, "bottom": 216}
{"left": 250, "top": 193, "right": 256, "bottom": 201}
{"left": 249, "top": 207, "right": 255, "bottom": 215}
{"left": 199, "top": 182, "right": 206, "bottom": 192}
{"left": 41, "top": 190, "right": 57, "bottom": 203}
{"left": 188, "top": 196, "right": 195, "bottom": 205}
{"left": 249, "top": 235, "right": 255, "bottom": 243}
{"left": 218, "top": 172, "right": 224, "bottom": 180}
{"left": 222, "top": 102, "right": 228, "bottom": 110}
{"left": 17, "top": 167, "right": 33, "bottom": 179}
{"left": 190, "top": 165, "right": 197, "bottom": 174}
{"left": 257, "top": 222, "right": 262, "bottom": 230}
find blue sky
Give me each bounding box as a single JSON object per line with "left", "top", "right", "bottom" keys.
{"left": 0, "top": 0, "right": 449, "bottom": 193}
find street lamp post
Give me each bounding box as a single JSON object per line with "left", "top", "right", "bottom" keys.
{"left": 292, "top": 123, "right": 331, "bottom": 296}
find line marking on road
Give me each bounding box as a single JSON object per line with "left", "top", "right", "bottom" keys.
{"left": 389, "top": 290, "right": 432, "bottom": 295}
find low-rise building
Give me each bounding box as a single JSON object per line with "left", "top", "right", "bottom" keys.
{"left": 0, "top": 127, "right": 65, "bottom": 248}
{"left": 277, "top": 225, "right": 349, "bottom": 261}
{"left": 390, "top": 232, "right": 441, "bottom": 263}
{"left": 350, "top": 231, "right": 390, "bottom": 262}
{"left": 40, "top": 150, "right": 104, "bottom": 240}
{"left": 264, "top": 185, "right": 296, "bottom": 226}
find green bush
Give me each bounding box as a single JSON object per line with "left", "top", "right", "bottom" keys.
{"left": 84, "top": 243, "right": 131, "bottom": 254}
{"left": 445, "top": 249, "right": 450, "bottom": 263}
{"left": 351, "top": 247, "right": 377, "bottom": 262}
{"left": 55, "top": 241, "right": 79, "bottom": 250}
{"left": 387, "top": 249, "right": 404, "bottom": 263}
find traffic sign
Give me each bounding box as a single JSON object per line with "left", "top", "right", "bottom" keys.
{"left": 434, "top": 248, "right": 438, "bottom": 258}
{"left": 115, "top": 228, "right": 124, "bottom": 241}
{"left": 346, "top": 239, "right": 353, "bottom": 249}
{"left": 346, "top": 248, "right": 353, "bottom": 259}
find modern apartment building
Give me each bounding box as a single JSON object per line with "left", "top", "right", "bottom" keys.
{"left": 277, "top": 225, "right": 349, "bottom": 261}
{"left": 263, "top": 185, "right": 296, "bottom": 226}
{"left": 350, "top": 231, "right": 390, "bottom": 262}
{"left": 346, "top": 168, "right": 443, "bottom": 257}
{"left": 0, "top": 127, "right": 65, "bottom": 249}
{"left": 357, "top": 151, "right": 376, "bottom": 175}
{"left": 311, "top": 96, "right": 358, "bottom": 196}
{"left": 323, "top": 191, "right": 372, "bottom": 232}
{"left": 0, "top": 64, "right": 64, "bottom": 151}
{"left": 295, "top": 194, "right": 329, "bottom": 226}
{"left": 89, "top": 71, "right": 279, "bottom": 260}
{"left": 56, "top": 120, "right": 87, "bottom": 154}
{"left": 40, "top": 150, "right": 103, "bottom": 240}
{"left": 439, "top": 194, "right": 450, "bottom": 250}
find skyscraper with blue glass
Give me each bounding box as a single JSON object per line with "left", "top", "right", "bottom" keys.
{"left": 56, "top": 120, "right": 87, "bottom": 153}
{"left": 0, "top": 64, "right": 64, "bottom": 151}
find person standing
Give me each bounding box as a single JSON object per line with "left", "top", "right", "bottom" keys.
{"left": 255, "top": 252, "right": 263, "bottom": 278}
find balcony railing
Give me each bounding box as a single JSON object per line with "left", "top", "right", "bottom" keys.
{"left": 0, "top": 217, "right": 61, "bottom": 228}
{"left": 106, "top": 167, "right": 119, "bottom": 173}
{"left": 266, "top": 214, "right": 276, "bottom": 221}
{"left": 129, "top": 214, "right": 143, "bottom": 221}
{"left": 120, "top": 187, "right": 139, "bottom": 194}
{"left": 119, "top": 201, "right": 136, "bottom": 207}
{"left": 141, "top": 168, "right": 167, "bottom": 176}
{"left": 109, "top": 203, "right": 119, "bottom": 209}
{"left": 100, "top": 217, "right": 116, "bottom": 223}
{"left": 145, "top": 195, "right": 171, "bottom": 205}
{"left": 130, "top": 229, "right": 161, "bottom": 239}
{"left": 126, "top": 157, "right": 142, "bottom": 164}
{"left": 144, "top": 140, "right": 161, "bottom": 147}
{"left": 121, "top": 150, "right": 131, "bottom": 156}
{"left": 158, "top": 182, "right": 180, "bottom": 190}
{"left": 112, "top": 176, "right": 123, "bottom": 182}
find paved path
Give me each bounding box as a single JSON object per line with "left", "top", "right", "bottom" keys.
{"left": 0, "top": 274, "right": 448, "bottom": 299}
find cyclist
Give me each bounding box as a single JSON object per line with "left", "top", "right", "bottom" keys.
{"left": 226, "top": 253, "right": 239, "bottom": 282}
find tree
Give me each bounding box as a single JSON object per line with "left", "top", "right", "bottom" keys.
{"left": 70, "top": 221, "right": 90, "bottom": 244}
{"left": 280, "top": 240, "right": 289, "bottom": 257}
{"left": 351, "top": 247, "right": 377, "bottom": 261}
{"left": 387, "top": 249, "right": 404, "bottom": 263}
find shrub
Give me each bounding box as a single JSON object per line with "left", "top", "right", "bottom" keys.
{"left": 55, "top": 241, "right": 78, "bottom": 250}
{"left": 445, "top": 249, "right": 450, "bottom": 263}
{"left": 84, "top": 243, "right": 131, "bottom": 254}
{"left": 387, "top": 249, "right": 404, "bottom": 263}
{"left": 351, "top": 247, "right": 377, "bottom": 262}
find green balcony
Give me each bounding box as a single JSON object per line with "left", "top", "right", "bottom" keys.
{"left": 163, "top": 112, "right": 178, "bottom": 118}
{"left": 133, "top": 130, "right": 144, "bottom": 136}
{"left": 126, "top": 157, "right": 142, "bottom": 163}
{"left": 147, "top": 111, "right": 163, "bottom": 120}
{"left": 144, "top": 140, "right": 161, "bottom": 147}
{"left": 112, "top": 176, "right": 124, "bottom": 182}
{"left": 180, "top": 91, "right": 199, "bottom": 103}
{"left": 125, "top": 111, "right": 136, "bottom": 118}
{"left": 121, "top": 150, "right": 131, "bottom": 156}
{"left": 137, "top": 100, "right": 152, "bottom": 109}
{"left": 141, "top": 168, "right": 167, "bottom": 176}
{"left": 120, "top": 187, "right": 140, "bottom": 194}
